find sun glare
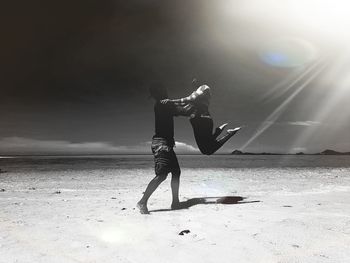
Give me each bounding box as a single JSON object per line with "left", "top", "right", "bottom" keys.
{"left": 290, "top": 0, "right": 350, "bottom": 40}
{"left": 221, "top": 0, "right": 350, "bottom": 47}
{"left": 226, "top": 0, "right": 350, "bottom": 152}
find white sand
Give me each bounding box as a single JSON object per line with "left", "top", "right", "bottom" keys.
{"left": 1, "top": 168, "right": 350, "bottom": 263}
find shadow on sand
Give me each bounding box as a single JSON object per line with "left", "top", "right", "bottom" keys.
{"left": 149, "top": 196, "right": 260, "bottom": 213}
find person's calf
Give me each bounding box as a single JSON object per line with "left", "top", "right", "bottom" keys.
{"left": 171, "top": 172, "right": 180, "bottom": 209}
{"left": 137, "top": 173, "right": 168, "bottom": 215}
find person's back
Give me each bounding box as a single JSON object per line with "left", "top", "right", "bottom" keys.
{"left": 192, "top": 85, "right": 211, "bottom": 109}
{"left": 175, "top": 85, "right": 211, "bottom": 117}
{"left": 153, "top": 101, "right": 176, "bottom": 146}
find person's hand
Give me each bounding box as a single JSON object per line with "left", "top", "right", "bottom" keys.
{"left": 160, "top": 99, "right": 170, "bottom": 104}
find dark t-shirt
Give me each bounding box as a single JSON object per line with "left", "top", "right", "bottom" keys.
{"left": 153, "top": 101, "right": 190, "bottom": 145}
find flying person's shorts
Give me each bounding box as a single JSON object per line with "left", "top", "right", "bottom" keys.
{"left": 151, "top": 137, "right": 180, "bottom": 175}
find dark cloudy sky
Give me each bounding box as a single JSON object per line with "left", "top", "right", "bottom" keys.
{"left": 1, "top": 0, "right": 350, "bottom": 154}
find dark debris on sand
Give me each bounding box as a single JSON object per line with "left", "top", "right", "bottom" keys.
{"left": 179, "top": 230, "right": 191, "bottom": 235}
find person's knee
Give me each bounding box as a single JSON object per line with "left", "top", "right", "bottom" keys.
{"left": 198, "top": 144, "right": 215, "bottom": 155}
{"left": 171, "top": 169, "right": 181, "bottom": 178}
{"left": 155, "top": 172, "right": 168, "bottom": 182}
{"left": 200, "top": 148, "right": 214, "bottom": 155}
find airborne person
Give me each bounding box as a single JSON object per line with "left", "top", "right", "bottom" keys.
{"left": 162, "top": 79, "right": 241, "bottom": 155}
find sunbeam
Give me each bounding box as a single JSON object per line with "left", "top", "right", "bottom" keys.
{"left": 261, "top": 58, "right": 324, "bottom": 103}
{"left": 240, "top": 60, "right": 328, "bottom": 151}
{"left": 288, "top": 51, "right": 350, "bottom": 152}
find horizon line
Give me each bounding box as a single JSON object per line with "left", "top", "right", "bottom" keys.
{"left": 1, "top": 149, "right": 348, "bottom": 157}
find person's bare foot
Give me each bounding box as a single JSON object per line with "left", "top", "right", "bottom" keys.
{"left": 137, "top": 202, "right": 150, "bottom": 214}
{"left": 227, "top": 127, "right": 241, "bottom": 135}
{"left": 218, "top": 123, "right": 228, "bottom": 130}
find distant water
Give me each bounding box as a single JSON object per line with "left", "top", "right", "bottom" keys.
{"left": 1, "top": 155, "right": 350, "bottom": 173}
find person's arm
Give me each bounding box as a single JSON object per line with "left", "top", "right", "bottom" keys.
{"left": 161, "top": 99, "right": 187, "bottom": 106}
{"left": 170, "top": 90, "right": 199, "bottom": 104}
{"left": 168, "top": 103, "right": 194, "bottom": 117}
{"left": 162, "top": 88, "right": 204, "bottom": 105}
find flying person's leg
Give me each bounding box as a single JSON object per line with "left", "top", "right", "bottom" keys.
{"left": 190, "top": 116, "right": 216, "bottom": 155}
{"left": 191, "top": 116, "right": 219, "bottom": 155}
{"left": 212, "top": 127, "right": 241, "bottom": 151}
{"left": 213, "top": 122, "right": 228, "bottom": 139}
{"left": 191, "top": 117, "right": 241, "bottom": 155}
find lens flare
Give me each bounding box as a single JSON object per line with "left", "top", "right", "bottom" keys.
{"left": 259, "top": 37, "right": 318, "bottom": 68}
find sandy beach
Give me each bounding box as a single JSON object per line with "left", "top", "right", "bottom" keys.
{"left": 1, "top": 163, "right": 350, "bottom": 263}
{"left": 3, "top": 0, "right": 350, "bottom": 261}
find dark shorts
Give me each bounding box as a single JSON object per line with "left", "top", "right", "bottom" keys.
{"left": 151, "top": 138, "right": 180, "bottom": 175}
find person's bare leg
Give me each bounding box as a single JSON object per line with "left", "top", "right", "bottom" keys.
{"left": 137, "top": 173, "right": 167, "bottom": 214}
{"left": 170, "top": 171, "right": 181, "bottom": 209}
{"left": 201, "top": 127, "right": 242, "bottom": 155}
{"left": 215, "top": 127, "right": 241, "bottom": 148}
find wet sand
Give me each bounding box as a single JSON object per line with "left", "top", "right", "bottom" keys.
{"left": 1, "top": 167, "right": 350, "bottom": 263}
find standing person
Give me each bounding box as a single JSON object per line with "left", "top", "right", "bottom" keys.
{"left": 162, "top": 80, "right": 241, "bottom": 155}
{"left": 137, "top": 84, "right": 191, "bottom": 214}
